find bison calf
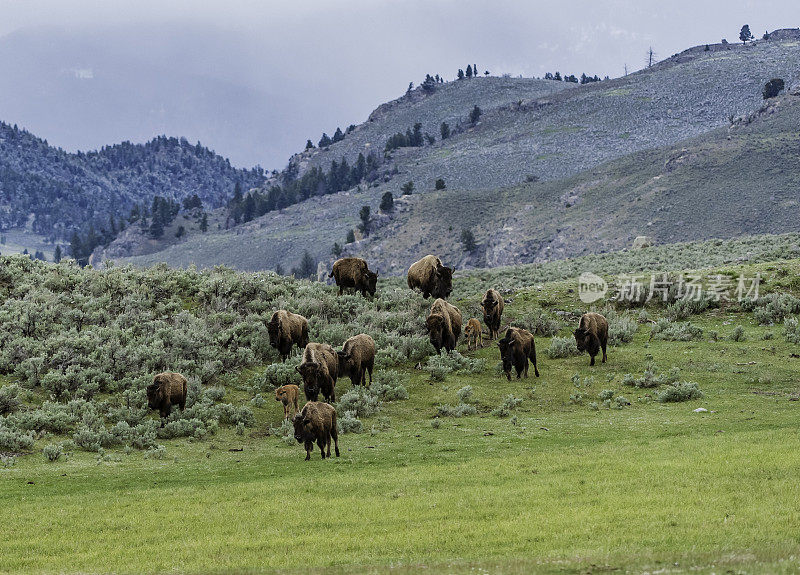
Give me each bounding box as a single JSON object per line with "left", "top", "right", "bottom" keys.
{"left": 426, "top": 298, "right": 462, "bottom": 354}
{"left": 481, "top": 288, "right": 505, "bottom": 340}
{"left": 464, "top": 318, "right": 483, "bottom": 351}
{"left": 146, "top": 372, "right": 188, "bottom": 420}
{"left": 497, "top": 328, "right": 540, "bottom": 380}
{"left": 275, "top": 384, "right": 300, "bottom": 420}
{"left": 268, "top": 310, "right": 310, "bottom": 362}
{"left": 407, "top": 255, "right": 454, "bottom": 299}
{"left": 329, "top": 257, "right": 378, "bottom": 297}
{"left": 293, "top": 401, "right": 340, "bottom": 460}
{"left": 337, "top": 333, "right": 376, "bottom": 388}
{"left": 297, "top": 343, "right": 339, "bottom": 402}
{"left": 573, "top": 312, "right": 609, "bottom": 366}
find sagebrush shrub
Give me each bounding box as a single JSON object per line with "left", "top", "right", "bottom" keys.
{"left": 547, "top": 337, "right": 580, "bottom": 359}
{"left": 42, "top": 442, "right": 63, "bottom": 462}
{"left": 436, "top": 403, "right": 477, "bottom": 417}
{"left": 729, "top": 325, "right": 746, "bottom": 342}
{"left": 456, "top": 386, "right": 474, "bottom": 404}
{"left": 0, "top": 384, "right": 21, "bottom": 415}
{"left": 337, "top": 387, "right": 380, "bottom": 418}
{"left": 650, "top": 319, "right": 703, "bottom": 341}
{"left": 338, "top": 410, "right": 364, "bottom": 434}
{"left": 656, "top": 382, "right": 704, "bottom": 402}
{"left": 784, "top": 317, "right": 800, "bottom": 344}
{"left": 491, "top": 394, "right": 523, "bottom": 417}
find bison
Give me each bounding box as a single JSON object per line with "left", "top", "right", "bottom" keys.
{"left": 481, "top": 288, "right": 505, "bottom": 340}
{"left": 329, "top": 257, "right": 378, "bottom": 297}
{"left": 426, "top": 298, "right": 462, "bottom": 354}
{"left": 573, "top": 312, "right": 609, "bottom": 366}
{"left": 296, "top": 343, "right": 339, "bottom": 402}
{"left": 275, "top": 384, "right": 300, "bottom": 420}
{"left": 267, "top": 310, "right": 310, "bottom": 362}
{"left": 293, "top": 401, "right": 340, "bottom": 460}
{"left": 497, "top": 327, "right": 540, "bottom": 380}
{"left": 146, "top": 372, "right": 188, "bottom": 420}
{"left": 464, "top": 318, "right": 483, "bottom": 351}
{"left": 407, "top": 255, "right": 454, "bottom": 299}
{"left": 337, "top": 333, "right": 376, "bottom": 388}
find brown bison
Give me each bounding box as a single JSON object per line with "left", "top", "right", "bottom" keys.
{"left": 497, "top": 327, "right": 540, "bottom": 380}
{"left": 573, "top": 312, "right": 609, "bottom": 366}
{"left": 481, "top": 289, "right": 505, "bottom": 340}
{"left": 146, "top": 372, "right": 188, "bottom": 419}
{"left": 426, "top": 298, "right": 462, "bottom": 354}
{"left": 464, "top": 318, "right": 483, "bottom": 351}
{"left": 296, "top": 343, "right": 339, "bottom": 402}
{"left": 267, "top": 310, "right": 310, "bottom": 362}
{"left": 275, "top": 384, "right": 300, "bottom": 420}
{"left": 293, "top": 401, "right": 340, "bottom": 460}
{"left": 329, "top": 257, "right": 378, "bottom": 297}
{"left": 337, "top": 333, "right": 376, "bottom": 388}
{"left": 407, "top": 255, "right": 454, "bottom": 299}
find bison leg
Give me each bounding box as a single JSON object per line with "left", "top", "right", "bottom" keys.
{"left": 325, "top": 432, "right": 332, "bottom": 458}
{"left": 331, "top": 427, "right": 340, "bottom": 457}
{"left": 305, "top": 448, "right": 311, "bottom": 461}
{"left": 531, "top": 343, "right": 540, "bottom": 377}
{"left": 318, "top": 438, "right": 326, "bottom": 459}
{"left": 366, "top": 361, "right": 373, "bottom": 387}
{"left": 601, "top": 339, "right": 608, "bottom": 363}
{"left": 359, "top": 367, "right": 366, "bottom": 387}
{"left": 590, "top": 354, "right": 596, "bottom": 366}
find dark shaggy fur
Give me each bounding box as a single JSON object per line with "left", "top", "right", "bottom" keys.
{"left": 275, "top": 384, "right": 300, "bottom": 420}
{"left": 337, "top": 333, "right": 376, "bottom": 388}
{"left": 481, "top": 288, "right": 505, "bottom": 340}
{"left": 293, "top": 401, "right": 340, "bottom": 460}
{"left": 146, "top": 372, "right": 188, "bottom": 419}
{"left": 407, "top": 255, "right": 454, "bottom": 300}
{"left": 297, "top": 343, "right": 339, "bottom": 402}
{"left": 267, "top": 310, "right": 310, "bottom": 362}
{"left": 426, "top": 298, "right": 462, "bottom": 354}
{"left": 573, "top": 312, "right": 609, "bottom": 366}
{"left": 329, "top": 257, "right": 378, "bottom": 297}
{"left": 497, "top": 328, "right": 540, "bottom": 381}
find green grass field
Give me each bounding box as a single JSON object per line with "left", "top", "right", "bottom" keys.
{"left": 2, "top": 259, "right": 800, "bottom": 574}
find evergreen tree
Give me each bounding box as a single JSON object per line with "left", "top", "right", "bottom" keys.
{"left": 318, "top": 133, "right": 332, "bottom": 147}
{"left": 53, "top": 245, "right": 62, "bottom": 263}
{"left": 435, "top": 178, "right": 446, "bottom": 190}
{"left": 440, "top": 122, "right": 450, "bottom": 140}
{"left": 469, "top": 105, "right": 482, "bottom": 124}
{"left": 359, "top": 205, "right": 371, "bottom": 237}
{"left": 175, "top": 226, "right": 186, "bottom": 238}
{"left": 200, "top": 213, "right": 208, "bottom": 232}
{"left": 275, "top": 263, "right": 284, "bottom": 276}
{"left": 296, "top": 250, "right": 317, "bottom": 279}
{"left": 461, "top": 229, "right": 477, "bottom": 252}
{"left": 243, "top": 193, "right": 256, "bottom": 222}
{"left": 346, "top": 229, "right": 356, "bottom": 244}
{"left": 305, "top": 139, "right": 315, "bottom": 150}
{"left": 401, "top": 181, "right": 414, "bottom": 195}
{"left": 739, "top": 24, "right": 753, "bottom": 44}
{"left": 332, "top": 127, "right": 344, "bottom": 142}
{"left": 466, "top": 65, "right": 473, "bottom": 78}
{"left": 457, "top": 69, "right": 465, "bottom": 80}
{"left": 149, "top": 216, "right": 164, "bottom": 239}
{"left": 380, "top": 192, "right": 394, "bottom": 212}
{"left": 554, "top": 71, "right": 562, "bottom": 81}
{"left": 331, "top": 242, "right": 343, "bottom": 257}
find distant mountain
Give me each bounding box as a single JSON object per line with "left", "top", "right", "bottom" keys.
{"left": 0, "top": 122, "right": 264, "bottom": 241}
{"left": 114, "top": 31, "right": 800, "bottom": 273}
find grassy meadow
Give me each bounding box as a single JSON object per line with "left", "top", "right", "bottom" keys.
{"left": 1, "top": 250, "right": 800, "bottom": 574}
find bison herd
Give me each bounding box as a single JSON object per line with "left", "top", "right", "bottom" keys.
{"left": 147, "top": 254, "right": 610, "bottom": 460}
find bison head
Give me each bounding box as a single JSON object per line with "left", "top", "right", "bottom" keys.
{"left": 497, "top": 337, "right": 513, "bottom": 381}
{"left": 275, "top": 386, "right": 288, "bottom": 402}
{"left": 464, "top": 322, "right": 476, "bottom": 337}
{"left": 336, "top": 350, "right": 354, "bottom": 373}
{"left": 482, "top": 295, "right": 499, "bottom": 315}
{"left": 296, "top": 362, "right": 321, "bottom": 400}
{"left": 431, "top": 265, "right": 454, "bottom": 299}
{"left": 146, "top": 376, "right": 164, "bottom": 409}
{"left": 426, "top": 314, "right": 446, "bottom": 351}
{"left": 267, "top": 313, "right": 281, "bottom": 348}
{"left": 365, "top": 271, "right": 378, "bottom": 297}
{"left": 292, "top": 412, "right": 310, "bottom": 443}
{"left": 574, "top": 326, "right": 599, "bottom": 356}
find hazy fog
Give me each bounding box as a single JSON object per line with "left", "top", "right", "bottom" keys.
{"left": 0, "top": 0, "right": 795, "bottom": 168}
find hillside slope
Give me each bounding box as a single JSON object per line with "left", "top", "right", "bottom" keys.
{"left": 0, "top": 126, "right": 264, "bottom": 241}
{"left": 120, "top": 34, "right": 800, "bottom": 274}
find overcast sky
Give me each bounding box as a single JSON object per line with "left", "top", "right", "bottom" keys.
{"left": 0, "top": 0, "right": 796, "bottom": 168}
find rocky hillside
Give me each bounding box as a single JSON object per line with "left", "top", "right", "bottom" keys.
{"left": 110, "top": 31, "right": 800, "bottom": 273}
{"left": 0, "top": 126, "right": 264, "bottom": 241}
